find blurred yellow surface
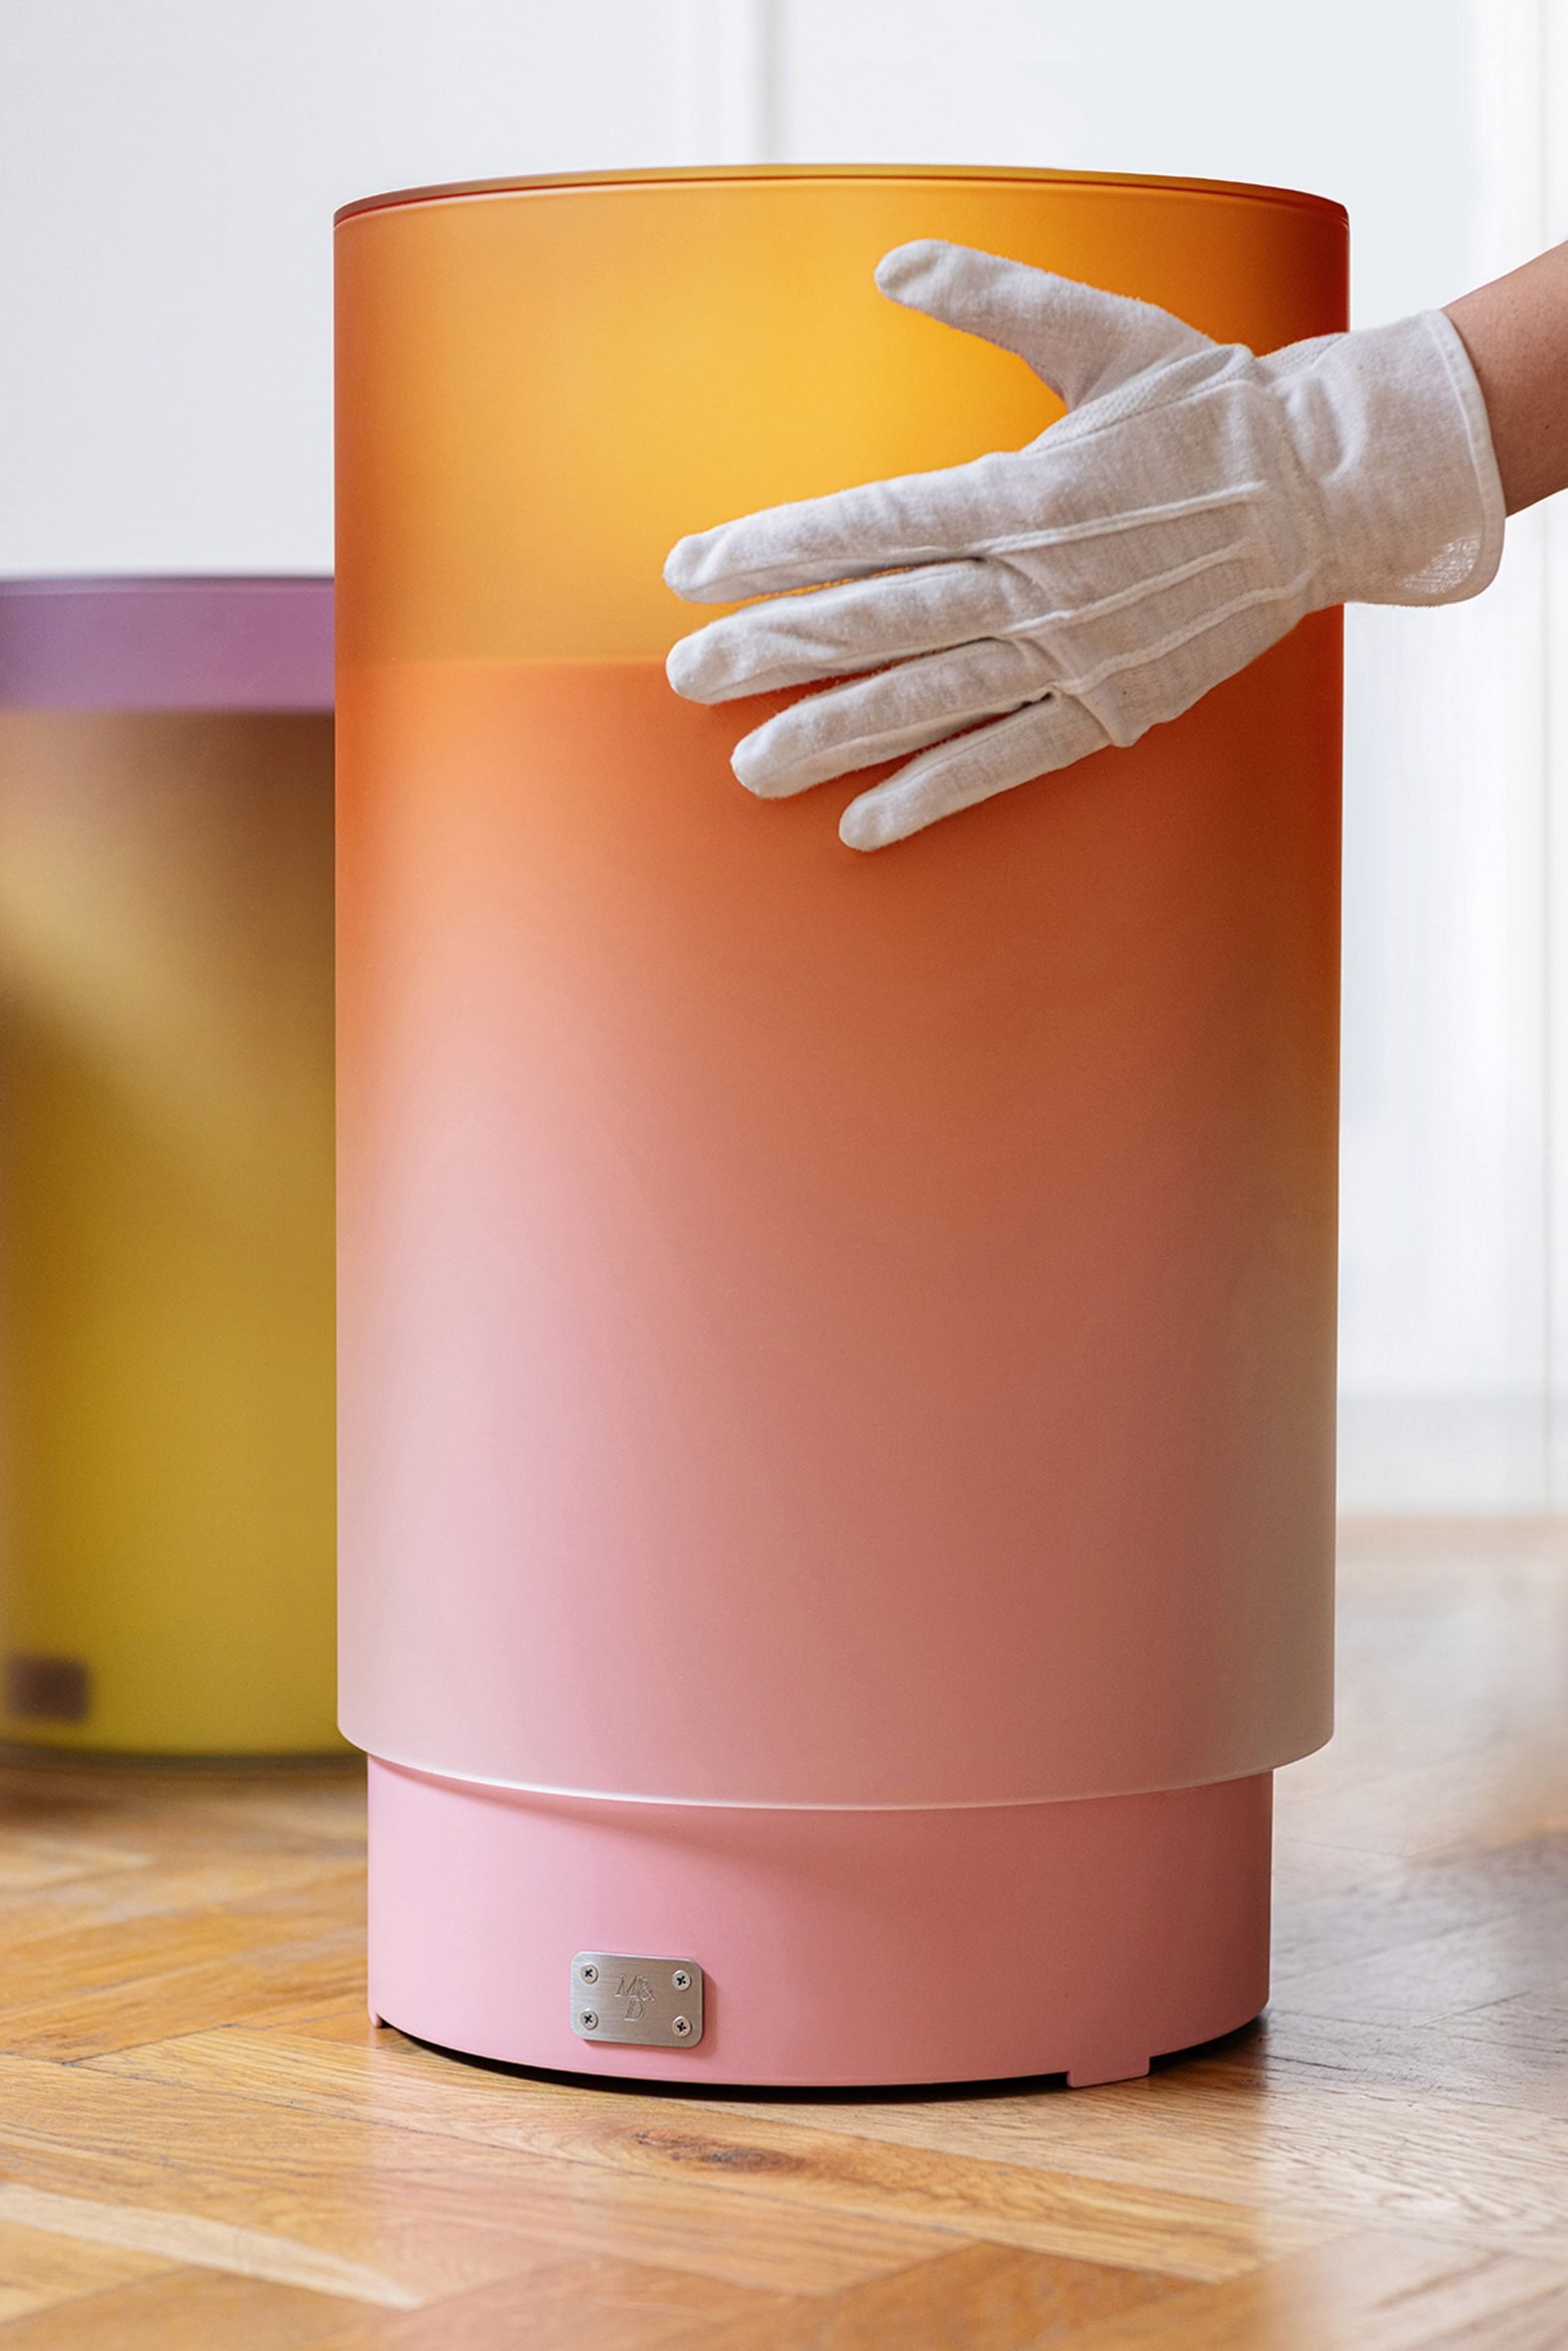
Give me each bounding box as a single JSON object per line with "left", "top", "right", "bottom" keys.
{"left": 0, "top": 711, "right": 338, "bottom": 1752}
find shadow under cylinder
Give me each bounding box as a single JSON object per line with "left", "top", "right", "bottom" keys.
{"left": 334, "top": 167, "right": 1345, "bottom": 2086}
{"left": 0, "top": 578, "right": 338, "bottom": 1755}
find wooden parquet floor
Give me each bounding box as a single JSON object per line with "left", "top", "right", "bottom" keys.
{"left": 2, "top": 1520, "right": 1567, "bottom": 2347}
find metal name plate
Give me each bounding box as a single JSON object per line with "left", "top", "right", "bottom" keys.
{"left": 571, "top": 1953, "right": 704, "bottom": 2050}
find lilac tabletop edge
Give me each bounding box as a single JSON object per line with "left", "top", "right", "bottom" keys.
{"left": 0, "top": 577, "right": 334, "bottom": 713}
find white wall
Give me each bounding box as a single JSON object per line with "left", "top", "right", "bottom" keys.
{"left": 3, "top": 0, "right": 1565, "bottom": 1508}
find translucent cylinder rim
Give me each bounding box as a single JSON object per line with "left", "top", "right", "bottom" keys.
{"left": 0, "top": 575, "right": 334, "bottom": 713}
{"left": 335, "top": 162, "right": 1347, "bottom": 231}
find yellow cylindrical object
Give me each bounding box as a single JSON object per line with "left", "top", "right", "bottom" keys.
{"left": 0, "top": 580, "right": 337, "bottom": 1753}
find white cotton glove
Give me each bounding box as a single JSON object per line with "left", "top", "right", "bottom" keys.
{"left": 663, "top": 240, "right": 1506, "bottom": 850}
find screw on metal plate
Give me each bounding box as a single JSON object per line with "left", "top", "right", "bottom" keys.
{"left": 571, "top": 1954, "right": 704, "bottom": 2050}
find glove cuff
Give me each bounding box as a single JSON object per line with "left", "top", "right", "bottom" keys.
{"left": 1271, "top": 308, "right": 1507, "bottom": 610}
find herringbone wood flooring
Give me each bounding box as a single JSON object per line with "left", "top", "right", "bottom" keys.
{"left": 2, "top": 1520, "right": 1566, "bottom": 2347}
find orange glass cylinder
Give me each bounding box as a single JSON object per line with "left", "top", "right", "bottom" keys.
{"left": 336, "top": 169, "right": 1345, "bottom": 2084}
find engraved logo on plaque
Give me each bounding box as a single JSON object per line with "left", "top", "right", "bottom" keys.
{"left": 616, "top": 1973, "right": 656, "bottom": 2021}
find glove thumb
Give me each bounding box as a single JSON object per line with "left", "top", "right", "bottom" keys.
{"left": 874, "top": 239, "right": 1212, "bottom": 410}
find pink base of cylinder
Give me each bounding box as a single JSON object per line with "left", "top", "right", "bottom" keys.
{"left": 366, "top": 1759, "right": 1272, "bottom": 2087}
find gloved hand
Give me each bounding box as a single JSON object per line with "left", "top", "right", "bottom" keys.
{"left": 664, "top": 240, "right": 1506, "bottom": 850}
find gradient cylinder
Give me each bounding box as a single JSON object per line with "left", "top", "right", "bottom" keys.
{"left": 0, "top": 578, "right": 338, "bottom": 1754}
{"left": 336, "top": 168, "right": 1345, "bottom": 2084}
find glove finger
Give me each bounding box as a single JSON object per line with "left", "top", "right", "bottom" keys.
{"left": 876, "top": 240, "right": 1212, "bottom": 410}
{"left": 839, "top": 692, "right": 1111, "bottom": 852}
{"left": 664, "top": 449, "right": 1052, "bottom": 605}
{"left": 667, "top": 558, "right": 1021, "bottom": 703}
{"left": 732, "top": 638, "right": 1058, "bottom": 798}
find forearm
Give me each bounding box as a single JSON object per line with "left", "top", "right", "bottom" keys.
{"left": 1446, "top": 241, "right": 1568, "bottom": 515}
